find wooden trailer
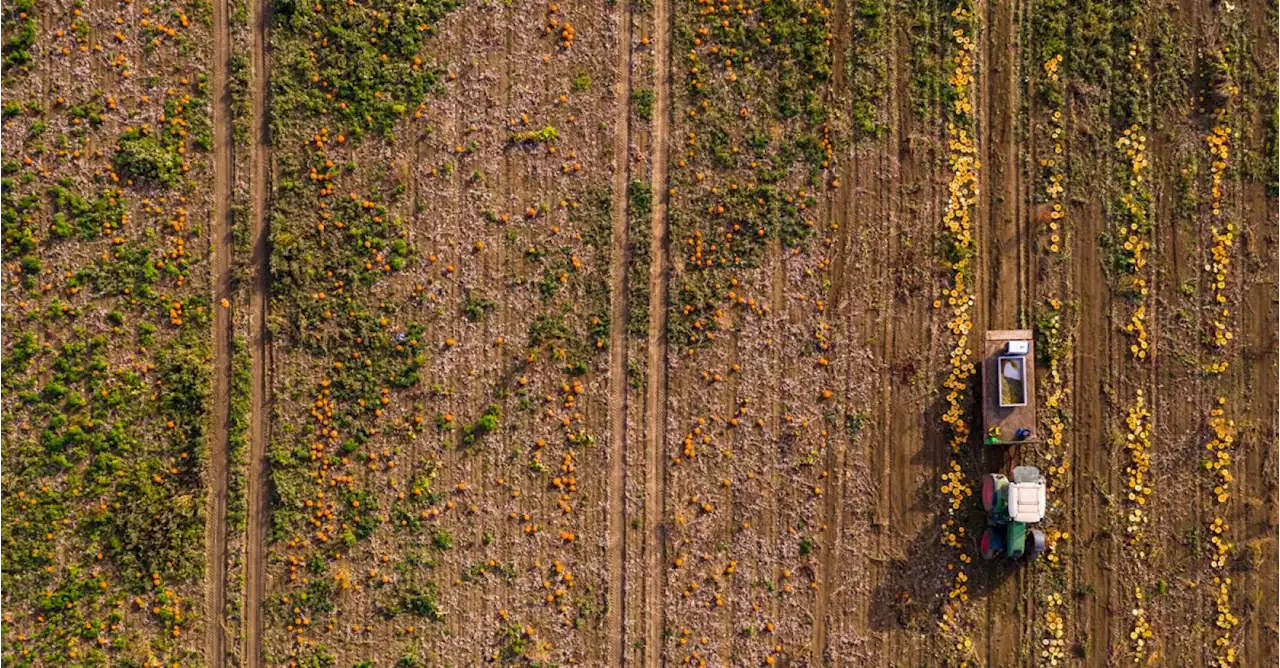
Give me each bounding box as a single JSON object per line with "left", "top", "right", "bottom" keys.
{"left": 982, "top": 329, "right": 1037, "bottom": 445}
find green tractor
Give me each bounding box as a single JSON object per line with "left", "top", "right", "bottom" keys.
{"left": 979, "top": 466, "right": 1048, "bottom": 561}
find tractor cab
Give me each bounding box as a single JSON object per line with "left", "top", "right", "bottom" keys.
{"left": 979, "top": 466, "right": 1047, "bottom": 561}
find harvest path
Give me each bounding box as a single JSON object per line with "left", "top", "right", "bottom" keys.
{"left": 642, "top": 0, "right": 672, "bottom": 657}
{"left": 975, "top": 0, "right": 1031, "bottom": 659}
{"left": 811, "top": 0, "right": 852, "bottom": 656}
{"left": 243, "top": 0, "right": 271, "bottom": 661}
{"left": 605, "top": 0, "right": 634, "bottom": 661}
{"left": 204, "top": 0, "right": 234, "bottom": 660}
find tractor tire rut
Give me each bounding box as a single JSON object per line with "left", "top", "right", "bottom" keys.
{"left": 606, "top": 0, "right": 634, "bottom": 662}
{"left": 204, "top": 0, "right": 233, "bottom": 662}
{"left": 244, "top": 0, "right": 271, "bottom": 664}
{"left": 642, "top": 0, "right": 672, "bottom": 657}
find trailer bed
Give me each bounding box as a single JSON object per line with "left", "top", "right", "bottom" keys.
{"left": 982, "top": 330, "right": 1038, "bottom": 445}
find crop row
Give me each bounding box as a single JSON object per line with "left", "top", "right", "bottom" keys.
{"left": 1103, "top": 2, "right": 1157, "bottom": 662}
{"left": 1029, "top": 0, "right": 1073, "bottom": 663}
{"left": 933, "top": 2, "right": 978, "bottom": 661}
{"left": 1201, "top": 22, "right": 1242, "bottom": 665}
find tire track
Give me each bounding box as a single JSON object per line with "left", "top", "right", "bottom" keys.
{"left": 860, "top": 18, "right": 903, "bottom": 660}
{"left": 1239, "top": 8, "right": 1279, "bottom": 660}
{"left": 205, "top": 0, "right": 234, "bottom": 660}
{"left": 811, "top": 0, "right": 851, "bottom": 657}
{"left": 622, "top": 5, "right": 657, "bottom": 660}
{"left": 871, "top": 13, "right": 911, "bottom": 656}
{"left": 1237, "top": 5, "right": 1280, "bottom": 650}
{"left": 642, "top": 0, "right": 672, "bottom": 658}
{"left": 1067, "top": 3, "right": 1118, "bottom": 655}
{"left": 977, "top": 0, "right": 1027, "bottom": 661}
{"left": 606, "top": 0, "right": 634, "bottom": 662}
{"left": 244, "top": 0, "right": 271, "bottom": 663}
{"left": 1072, "top": 195, "right": 1113, "bottom": 664}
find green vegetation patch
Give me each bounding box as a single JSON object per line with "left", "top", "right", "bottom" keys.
{"left": 631, "top": 88, "right": 655, "bottom": 120}
{"left": 270, "top": 0, "right": 460, "bottom": 140}
{"left": 114, "top": 128, "right": 185, "bottom": 188}
{"left": 2, "top": 0, "right": 36, "bottom": 78}
{"left": 47, "top": 184, "right": 127, "bottom": 242}
{"left": 849, "top": 0, "right": 888, "bottom": 137}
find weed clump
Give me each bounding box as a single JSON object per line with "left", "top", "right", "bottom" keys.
{"left": 631, "top": 89, "right": 655, "bottom": 120}
{"left": 510, "top": 126, "right": 560, "bottom": 144}
{"left": 114, "top": 128, "right": 184, "bottom": 187}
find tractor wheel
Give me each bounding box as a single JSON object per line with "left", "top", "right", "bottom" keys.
{"left": 980, "top": 527, "right": 1004, "bottom": 561}
{"left": 1026, "top": 529, "right": 1047, "bottom": 560}
{"left": 980, "top": 474, "right": 1008, "bottom": 513}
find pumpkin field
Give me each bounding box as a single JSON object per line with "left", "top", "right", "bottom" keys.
{"left": 2, "top": 0, "right": 1277, "bottom": 663}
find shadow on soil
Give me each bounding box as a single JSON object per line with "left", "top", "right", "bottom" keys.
{"left": 867, "top": 492, "right": 1022, "bottom": 635}
{"left": 865, "top": 352, "right": 1028, "bottom": 635}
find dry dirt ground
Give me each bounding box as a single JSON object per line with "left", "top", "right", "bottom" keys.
{"left": 2, "top": 0, "right": 1277, "bottom": 666}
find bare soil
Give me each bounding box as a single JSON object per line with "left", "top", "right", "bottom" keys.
{"left": 204, "top": 0, "right": 235, "bottom": 661}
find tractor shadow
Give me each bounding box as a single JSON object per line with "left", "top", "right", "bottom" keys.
{"left": 867, "top": 500, "right": 1023, "bottom": 634}
{"left": 864, "top": 343, "right": 1031, "bottom": 634}
{"left": 865, "top": 445, "right": 1024, "bottom": 632}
